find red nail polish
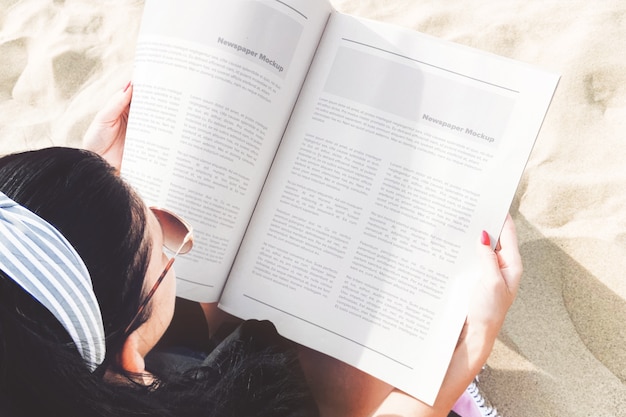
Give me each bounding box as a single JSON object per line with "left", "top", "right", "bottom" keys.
{"left": 123, "top": 81, "right": 132, "bottom": 92}
{"left": 481, "top": 230, "right": 490, "bottom": 246}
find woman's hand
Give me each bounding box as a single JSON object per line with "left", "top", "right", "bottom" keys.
{"left": 371, "top": 214, "right": 522, "bottom": 417}
{"left": 83, "top": 82, "right": 133, "bottom": 171}
{"left": 432, "top": 213, "right": 522, "bottom": 415}
{"left": 468, "top": 214, "right": 522, "bottom": 338}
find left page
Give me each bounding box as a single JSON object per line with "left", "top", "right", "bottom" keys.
{"left": 121, "top": 0, "right": 333, "bottom": 302}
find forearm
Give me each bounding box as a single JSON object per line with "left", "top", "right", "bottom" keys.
{"left": 371, "top": 322, "right": 495, "bottom": 417}
{"left": 198, "top": 302, "right": 241, "bottom": 337}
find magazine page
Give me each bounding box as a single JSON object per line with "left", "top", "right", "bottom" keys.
{"left": 121, "top": 0, "right": 333, "bottom": 302}
{"left": 219, "top": 12, "right": 559, "bottom": 404}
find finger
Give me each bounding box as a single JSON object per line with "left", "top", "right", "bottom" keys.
{"left": 478, "top": 215, "right": 521, "bottom": 282}
{"left": 477, "top": 229, "right": 503, "bottom": 299}
{"left": 496, "top": 215, "right": 521, "bottom": 268}
{"left": 477, "top": 230, "right": 500, "bottom": 278}
{"left": 495, "top": 215, "right": 523, "bottom": 294}
{"left": 473, "top": 230, "right": 514, "bottom": 325}
{"left": 497, "top": 214, "right": 518, "bottom": 255}
{"left": 94, "top": 81, "right": 133, "bottom": 123}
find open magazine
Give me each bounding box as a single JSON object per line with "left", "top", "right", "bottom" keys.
{"left": 120, "top": 0, "right": 559, "bottom": 405}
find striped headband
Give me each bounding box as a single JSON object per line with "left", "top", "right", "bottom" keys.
{"left": 0, "top": 192, "right": 106, "bottom": 371}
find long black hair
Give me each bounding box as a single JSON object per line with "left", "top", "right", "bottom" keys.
{"left": 0, "top": 147, "right": 151, "bottom": 359}
{"left": 0, "top": 147, "right": 157, "bottom": 415}
{"left": 0, "top": 147, "right": 317, "bottom": 417}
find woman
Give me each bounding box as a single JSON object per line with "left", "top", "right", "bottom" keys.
{"left": 0, "top": 83, "right": 522, "bottom": 417}
{"left": 0, "top": 151, "right": 316, "bottom": 416}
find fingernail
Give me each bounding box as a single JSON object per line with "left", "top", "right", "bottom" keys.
{"left": 123, "top": 81, "right": 132, "bottom": 92}
{"left": 481, "top": 230, "right": 490, "bottom": 246}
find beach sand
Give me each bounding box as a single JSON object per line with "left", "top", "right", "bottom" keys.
{"left": 1, "top": 0, "right": 625, "bottom": 415}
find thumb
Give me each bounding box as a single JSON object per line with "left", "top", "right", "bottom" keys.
{"left": 95, "top": 82, "right": 133, "bottom": 123}
{"left": 477, "top": 230, "right": 503, "bottom": 288}
{"left": 477, "top": 216, "right": 523, "bottom": 305}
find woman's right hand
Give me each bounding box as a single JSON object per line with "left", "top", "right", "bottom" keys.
{"left": 83, "top": 82, "right": 133, "bottom": 171}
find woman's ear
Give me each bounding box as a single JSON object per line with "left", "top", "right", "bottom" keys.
{"left": 119, "top": 331, "right": 147, "bottom": 375}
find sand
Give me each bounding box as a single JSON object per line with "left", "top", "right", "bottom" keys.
{"left": 1, "top": 0, "right": 625, "bottom": 415}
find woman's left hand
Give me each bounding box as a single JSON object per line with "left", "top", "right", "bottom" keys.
{"left": 83, "top": 82, "right": 133, "bottom": 171}
{"left": 368, "top": 215, "right": 522, "bottom": 417}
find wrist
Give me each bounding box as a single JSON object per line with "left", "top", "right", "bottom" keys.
{"left": 429, "top": 323, "right": 496, "bottom": 414}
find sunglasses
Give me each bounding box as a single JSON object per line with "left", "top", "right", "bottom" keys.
{"left": 124, "top": 207, "right": 193, "bottom": 335}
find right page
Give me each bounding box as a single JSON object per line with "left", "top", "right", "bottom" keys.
{"left": 220, "top": 12, "right": 559, "bottom": 405}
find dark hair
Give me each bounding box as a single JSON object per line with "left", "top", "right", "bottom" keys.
{"left": 0, "top": 147, "right": 156, "bottom": 415}
{"left": 0, "top": 147, "right": 151, "bottom": 356}
{"left": 0, "top": 147, "right": 318, "bottom": 417}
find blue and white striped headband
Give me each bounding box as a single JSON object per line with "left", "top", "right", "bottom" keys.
{"left": 0, "top": 192, "right": 106, "bottom": 371}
